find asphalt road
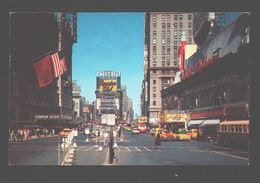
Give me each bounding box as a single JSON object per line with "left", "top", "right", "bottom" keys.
{"left": 9, "top": 129, "right": 249, "bottom": 166}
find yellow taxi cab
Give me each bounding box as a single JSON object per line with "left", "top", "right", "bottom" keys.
{"left": 175, "top": 129, "right": 191, "bottom": 141}
{"left": 160, "top": 129, "right": 175, "bottom": 141}
{"left": 188, "top": 129, "right": 198, "bottom": 139}
{"left": 59, "top": 128, "right": 72, "bottom": 138}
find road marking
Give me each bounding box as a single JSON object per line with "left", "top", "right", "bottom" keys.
{"left": 126, "top": 147, "right": 132, "bottom": 151}
{"left": 134, "top": 147, "right": 141, "bottom": 151}
{"left": 86, "top": 146, "right": 96, "bottom": 151}
{"left": 143, "top": 147, "right": 151, "bottom": 151}
{"left": 210, "top": 151, "right": 249, "bottom": 161}
{"left": 186, "top": 147, "right": 204, "bottom": 152}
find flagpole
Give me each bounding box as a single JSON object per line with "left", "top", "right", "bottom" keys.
{"left": 58, "top": 15, "right": 63, "bottom": 123}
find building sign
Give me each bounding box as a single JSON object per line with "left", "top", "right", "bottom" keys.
{"left": 184, "top": 72, "right": 239, "bottom": 95}
{"left": 96, "top": 71, "right": 121, "bottom": 90}
{"left": 191, "top": 109, "right": 223, "bottom": 119}
{"left": 96, "top": 71, "right": 121, "bottom": 78}
{"left": 35, "top": 115, "right": 72, "bottom": 120}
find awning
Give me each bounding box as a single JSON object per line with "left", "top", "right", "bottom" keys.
{"left": 188, "top": 120, "right": 205, "bottom": 125}
{"left": 199, "top": 119, "right": 220, "bottom": 126}
{"left": 220, "top": 120, "right": 249, "bottom": 125}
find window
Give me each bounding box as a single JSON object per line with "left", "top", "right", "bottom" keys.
{"left": 153, "top": 15, "right": 157, "bottom": 22}
{"left": 153, "top": 54, "right": 156, "bottom": 59}
{"left": 162, "top": 39, "right": 165, "bottom": 45}
{"left": 174, "top": 15, "right": 178, "bottom": 21}
{"left": 162, "top": 30, "right": 165, "bottom": 38}
{"left": 179, "top": 22, "right": 183, "bottom": 29}
{"left": 167, "top": 23, "right": 171, "bottom": 29}
{"left": 188, "top": 22, "right": 192, "bottom": 29}
{"left": 162, "top": 54, "right": 165, "bottom": 59}
{"left": 167, "top": 54, "right": 170, "bottom": 59}
{"left": 153, "top": 101, "right": 156, "bottom": 105}
{"left": 179, "top": 15, "right": 183, "bottom": 21}
{"left": 153, "top": 94, "right": 156, "bottom": 98}
{"left": 153, "top": 80, "right": 156, "bottom": 84}
{"left": 174, "top": 30, "right": 178, "bottom": 37}
{"left": 162, "top": 61, "right": 165, "bottom": 66}
{"left": 153, "top": 39, "right": 157, "bottom": 44}
{"left": 167, "top": 30, "right": 171, "bottom": 37}
{"left": 162, "top": 22, "right": 166, "bottom": 29}
{"left": 167, "top": 38, "right": 170, "bottom": 44}
{"left": 153, "top": 46, "right": 156, "bottom": 52}
{"left": 188, "top": 38, "right": 192, "bottom": 44}
{"left": 174, "top": 46, "right": 178, "bottom": 50}
{"left": 162, "top": 49, "right": 165, "bottom": 54}
{"left": 153, "top": 30, "right": 157, "bottom": 37}
{"left": 167, "top": 15, "right": 171, "bottom": 21}
{"left": 188, "top": 14, "right": 192, "bottom": 20}
{"left": 153, "top": 87, "right": 156, "bottom": 92}
{"left": 174, "top": 23, "right": 177, "bottom": 29}
{"left": 167, "top": 46, "right": 170, "bottom": 52}
{"left": 188, "top": 30, "right": 192, "bottom": 37}
{"left": 153, "top": 23, "right": 157, "bottom": 28}
{"left": 162, "top": 15, "right": 165, "bottom": 21}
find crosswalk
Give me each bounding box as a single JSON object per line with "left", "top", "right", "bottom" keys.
{"left": 8, "top": 145, "right": 213, "bottom": 152}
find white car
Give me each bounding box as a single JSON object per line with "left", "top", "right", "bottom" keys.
{"left": 131, "top": 128, "right": 140, "bottom": 134}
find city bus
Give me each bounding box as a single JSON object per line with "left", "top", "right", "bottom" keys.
{"left": 216, "top": 120, "right": 249, "bottom": 149}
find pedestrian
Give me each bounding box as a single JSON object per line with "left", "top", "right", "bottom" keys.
{"left": 155, "top": 131, "right": 161, "bottom": 149}
{"left": 118, "top": 126, "right": 121, "bottom": 139}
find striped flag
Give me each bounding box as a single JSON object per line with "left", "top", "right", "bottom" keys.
{"left": 51, "top": 49, "right": 67, "bottom": 78}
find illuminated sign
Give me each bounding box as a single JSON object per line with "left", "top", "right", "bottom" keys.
{"left": 99, "top": 79, "right": 117, "bottom": 92}
{"left": 96, "top": 71, "right": 121, "bottom": 78}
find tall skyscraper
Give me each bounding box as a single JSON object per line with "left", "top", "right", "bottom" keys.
{"left": 143, "top": 12, "right": 194, "bottom": 124}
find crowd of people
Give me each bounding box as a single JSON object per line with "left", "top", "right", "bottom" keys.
{"left": 9, "top": 127, "right": 58, "bottom": 142}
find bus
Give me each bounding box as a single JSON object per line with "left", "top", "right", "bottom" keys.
{"left": 216, "top": 120, "right": 249, "bottom": 149}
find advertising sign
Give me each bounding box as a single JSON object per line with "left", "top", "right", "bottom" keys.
{"left": 107, "top": 114, "right": 116, "bottom": 126}
{"left": 99, "top": 79, "right": 117, "bottom": 92}
{"left": 185, "top": 14, "right": 249, "bottom": 79}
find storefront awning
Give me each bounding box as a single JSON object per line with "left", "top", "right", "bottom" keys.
{"left": 188, "top": 120, "right": 205, "bottom": 125}
{"left": 199, "top": 119, "right": 220, "bottom": 126}
{"left": 220, "top": 120, "right": 249, "bottom": 125}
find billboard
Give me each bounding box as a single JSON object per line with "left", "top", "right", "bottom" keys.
{"left": 96, "top": 71, "right": 121, "bottom": 90}
{"left": 99, "top": 79, "right": 117, "bottom": 92}
{"left": 185, "top": 14, "right": 249, "bottom": 79}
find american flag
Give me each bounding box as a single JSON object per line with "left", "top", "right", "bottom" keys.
{"left": 51, "top": 49, "right": 67, "bottom": 78}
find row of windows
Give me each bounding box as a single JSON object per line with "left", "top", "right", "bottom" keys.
{"left": 219, "top": 124, "right": 249, "bottom": 133}
{"left": 152, "top": 36, "right": 193, "bottom": 46}
{"left": 153, "top": 14, "right": 192, "bottom": 22}
{"left": 153, "top": 22, "right": 192, "bottom": 31}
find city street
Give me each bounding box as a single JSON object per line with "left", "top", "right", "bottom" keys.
{"left": 9, "top": 129, "right": 249, "bottom": 166}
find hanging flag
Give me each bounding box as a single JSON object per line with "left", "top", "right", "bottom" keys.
{"left": 34, "top": 54, "right": 53, "bottom": 88}
{"left": 51, "top": 49, "right": 67, "bottom": 78}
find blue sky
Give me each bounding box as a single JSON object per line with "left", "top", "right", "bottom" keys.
{"left": 72, "top": 12, "right": 144, "bottom": 116}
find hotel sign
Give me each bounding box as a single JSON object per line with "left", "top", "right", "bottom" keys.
{"left": 96, "top": 71, "right": 121, "bottom": 78}
{"left": 35, "top": 115, "right": 72, "bottom": 120}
